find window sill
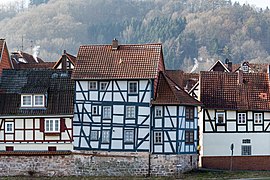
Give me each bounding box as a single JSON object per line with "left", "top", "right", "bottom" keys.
{"left": 44, "top": 132, "right": 60, "bottom": 136}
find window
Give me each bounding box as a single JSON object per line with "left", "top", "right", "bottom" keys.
{"left": 126, "top": 106, "right": 135, "bottom": 118}
{"left": 100, "top": 82, "right": 108, "bottom": 91}
{"left": 34, "top": 95, "right": 44, "bottom": 107}
{"left": 102, "top": 130, "right": 110, "bottom": 143}
{"left": 89, "top": 81, "right": 97, "bottom": 90}
{"left": 216, "top": 112, "right": 225, "bottom": 124}
{"left": 242, "top": 139, "right": 251, "bottom": 144}
{"left": 238, "top": 113, "right": 246, "bottom": 124}
{"left": 21, "top": 95, "right": 32, "bottom": 107}
{"left": 21, "top": 94, "right": 45, "bottom": 107}
{"left": 128, "top": 81, "right": 138, "bottom": 94}
{"left": 155, "top": 106, "right": 162, "bottom": 117}
{"left": 5, "top": 122, "right": 14, "bottom": 133}
{"left": 154, "top": 131, "right": 162, "bottom": 144}
{"left": 103, "top": 106, "right": 111, "bottom": 119}
{"left": 186, "top": 106, "right": 194, "bottom": 120}
{"left": 242, "top": 145, "right": 251, "bottom": 155}
{"left": 254, "top": 113, "right": 262, "bottom": 124}
{"left": 90, "top": 130, "right": 99, "bottom": 140}
{"left": 92, "top": 106, "right": 98, "bottom": 115}
{"left": 124, "top": 130, "right": 134, "bottom": 143}
{"left": 185, "top": 130, "right": 194, "bottom": 144}
{"left": 45, "top": 119, "right": 60, "bottom": 132}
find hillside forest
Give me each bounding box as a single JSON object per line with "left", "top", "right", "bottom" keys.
{"left": 1, "top": 0, "right": 270, "bottom": 72}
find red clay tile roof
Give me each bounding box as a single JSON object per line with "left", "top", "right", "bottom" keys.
{"left": 152, "top": 72, "right": 201, "bottom": 106}
{"left": 14, "top": 62, "right": 55, "bottom": 69}
{"left": 0, "top": 39, "right": 4, "bottom": 58}
{"left": 165, "top": 70, "right": 199, "bottom": 91}
{"left": 200, "top": 71, "right": 270, "bottom": 111}
{"left": 72, "top": 43, "right": 163, "bottom": 80}
{"left": 53, "top": 52, "right": 76, "bottom": 69}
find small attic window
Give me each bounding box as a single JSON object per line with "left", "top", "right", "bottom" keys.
{"left": 21, "top": 94, "right": 45, "bottom": 108}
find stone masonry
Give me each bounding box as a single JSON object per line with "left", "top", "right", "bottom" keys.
{"left": 0, "top": 151, "right": 197, "bottom": 177}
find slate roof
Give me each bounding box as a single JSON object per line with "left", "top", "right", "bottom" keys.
{"left": 165, "top": 70, "right": 199, "bottom": 92}
{"left": 72, "top": 43, "right": 164, "bottom": 80}
{"left": 0, "top": 69, "right": 74, "bottom": 116}
{"left": 200, "top": 71, "right": 270, "bottom": 111}
{"left": 152, "top": 72, "right": 201, "bottom": 106}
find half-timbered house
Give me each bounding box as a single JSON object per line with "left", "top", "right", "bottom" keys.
{"left": 0, "top": 69, "right": 74, "bottom": 152}
{"left": 71, "top": 39, "right": 201, "bottom": 156}
{"left": 53, "top": 50, "right": 76, "bottom": 70}
{"left": 197, "top": 69, "right": 270, "bottom": 170}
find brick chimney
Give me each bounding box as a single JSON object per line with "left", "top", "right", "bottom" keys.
{"left": 62, "top": 50, "right": 67, "bottom": 71}
{"left": 112, "top": 38, "right": 119, "bottom": 50}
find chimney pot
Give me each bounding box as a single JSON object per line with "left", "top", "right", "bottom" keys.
{"left": 112, "top": 38, "right": 119, "bottom": 50}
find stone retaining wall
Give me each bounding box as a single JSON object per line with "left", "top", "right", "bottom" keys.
{"left": 0, "top": 151, "right": 197, "bottom": 177}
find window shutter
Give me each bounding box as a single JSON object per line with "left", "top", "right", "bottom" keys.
{"left": 60, "top": 118, "right": 66, "bottom": 132}
{"left": 40, "top": 118, "right": 44, "bottom": 132}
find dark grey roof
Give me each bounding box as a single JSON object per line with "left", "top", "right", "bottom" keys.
{"left": 0, "top": 69, "right": 74, "bottom": 116}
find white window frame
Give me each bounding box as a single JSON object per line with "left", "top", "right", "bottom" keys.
{"left": 89, "top": 81, "right": 97, "bottom": 90}
{"left": 90, "top": 130, "right": 99, "bottom": 140}
{"left": 124, "top": 130, "right": 134, "bottom": 143}
{"left": 102, "top": 130, "right": 110, "bottom": 143}
{"left": 5, "top": 122, "right": 14, "bottom": 133}
{"left": 45, "top": 119, "right": 60, "bottom": 133}
{"left": 34, "top": 94, "right": 45, "bottom": 107}
{"left": 92, "top": 105, "right": 98, "bottom": 115}
{"left": 100, "top": 82, "right": 108, "bottom": 91}
{"left": 128, "top": 81, "right": 138, "bottom": 94}
{"left": 126, "top": 106, "right": 135, "bottom": 118}
{"left": 254, "top": 113, "right": 263, "bottom": 124}
{"left": 103, "top": 106, "right": 111, "bottom": 119}
{"left": 216, "top": 112, "right": 225, "bottom": 124}
{"left": 154, "top": 131, "right": 162, "bottom": 144}
{"left": 155, "top": 106, "right": 162, "bottom": 117}
{"left": 21, "top": 95, "right": 32, "bottom": 107}
{"left": 238, "top": 113, "right": 246, "bottom": 124}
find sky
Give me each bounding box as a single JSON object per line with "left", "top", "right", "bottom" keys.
{"left": 0, "top": 0, "right": 270, "bottom": 9}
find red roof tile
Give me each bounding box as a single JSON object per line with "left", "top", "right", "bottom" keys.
{"left": 200, "top": 71, "right": 270, "bottom": 111}
{"left": 152, "top": 72, "right": 201, "bottom": 106}
{"left": 72, "top": 43, "right": 164, "bottom": 80}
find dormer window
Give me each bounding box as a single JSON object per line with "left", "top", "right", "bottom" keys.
{"left": 21, "top": 94, "right": 45, "bottom": 108}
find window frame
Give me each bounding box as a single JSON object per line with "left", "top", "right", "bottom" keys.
{"left": 100, "top": 82, "right": 108, "bottom": 91}
{"left": 254, "top": 113, "right": 263, "bottom": 124}
{"left": 238, "top": 113, "right": 247, "bottom": 124}
{"left": 45, "top": 119, "right": 60, "bottom": 133}
{"left": 92, "top": 105, "right": 98, "bottom": 115}
{"left": 155, "top": 106, "right": 162, "bottom": 117}
{"left": 101, "top": 130, "right": 110, "bottom": 143}
{"left": 89, "top": 81, "right": 97, "bottom": 90}
{"left": 103, "top": 106, "right": 112, "bottom": 119}
{"left": 124, "top": 129, "right": 134, "bottom": 143}
{"left": 90, "top": 130, "right": 99, "bottom": 141}
{"left": 154, "top": 131, "right": 163, "bottom": 144}
{"left": 216, "top": 112, "right": 225, "bottom": 124}
{"left": 5, "top": 122, "right": 14, "bottom": 133}
{"left": 241, "top": 145, "right": 251, "bottom": 156}
{"left": 21, "top": 95, "right": 32, "bottom": 107}
{"left": 126, "top": 106, "right": 135, "bottom": 118}
{"left": 34, "top": 94, "right": 45, "bottom": 107}
{"left": 185, "top": 130, "right": 194, "bottom": 144}
{"left": 128, "top": 81, "right": 138, "bottom": 94}
{"left": 185, "top": 106, "right": 194, "bottom": 121}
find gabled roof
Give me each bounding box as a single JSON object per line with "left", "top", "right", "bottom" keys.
{"left": 0, "top": 39, "right": 12, "bottom": 75}
{"left": 13, "top": 62, "right": 55, "bottom": 69}
{"left": 165, "top": 70, "right": 199, "bottom": 92}
{"left": 72, "top": 43, "right": 164, "bottom": 80}
{"left": 53, "top": 52, "right": 76, "bottom": 69}
{"left": 0, "top": 69, "right": 74, "bottom": 116}
{"left": 152, "top": 72, "right": 201, "bottom": 106}
{"left": 200, "top": 71, "right": 270, "bottom": 111}
{"left": 208, "top": 60, "right": 230, "bottom": 72}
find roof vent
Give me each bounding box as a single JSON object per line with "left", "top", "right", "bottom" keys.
{"left": 112, "top": 38, "right": 119, "bottom": 50}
